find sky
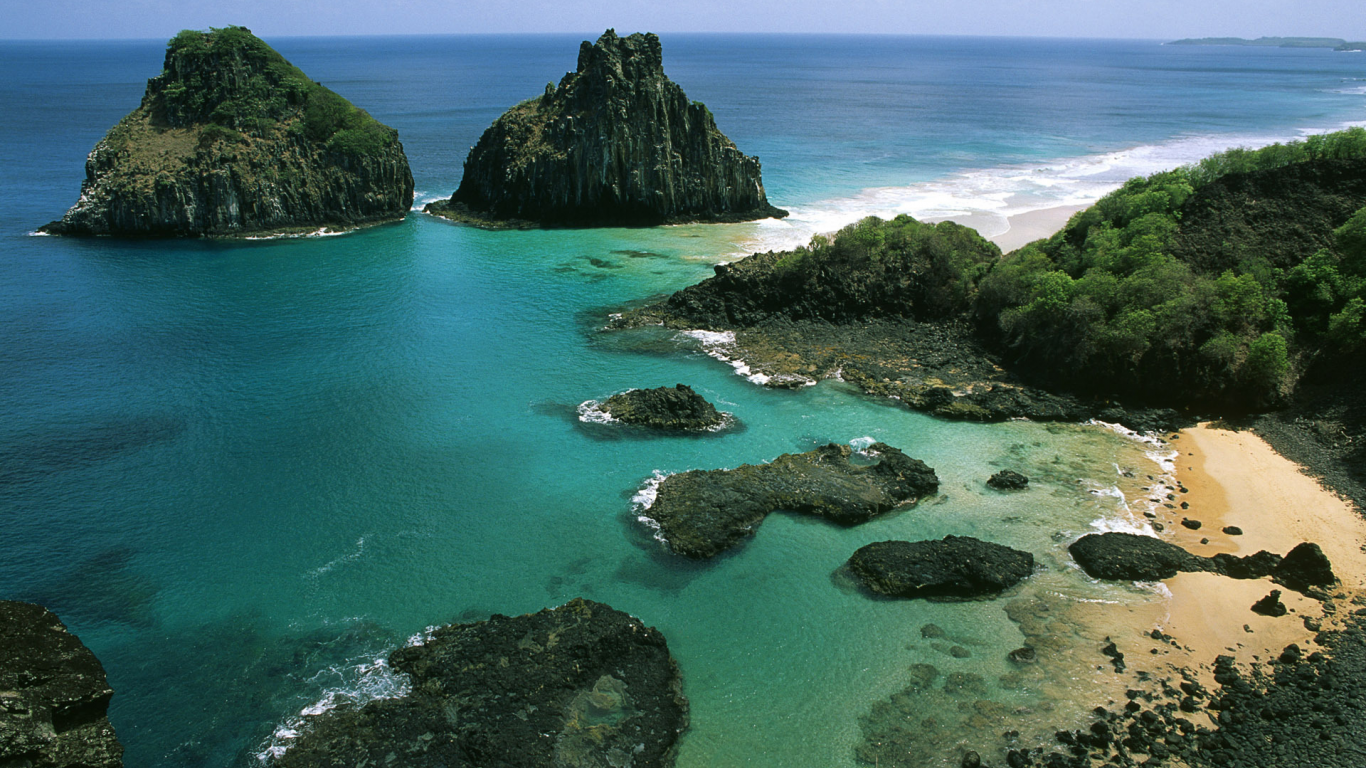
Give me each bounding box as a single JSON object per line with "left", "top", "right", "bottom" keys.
{"left": 3, "top": 0, "right": 1366, "bottom": 40}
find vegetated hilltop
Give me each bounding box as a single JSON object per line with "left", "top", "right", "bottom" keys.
{"left": 43, "top": 26, "right": 414, "bottom": 237}
{"left": 618, "top": 128, "right": 1366, "bottom": 432}
{"left": 426, "top": 29, "right": 786, "bottom": 228}
{"left": 976, "top": 128, "right": 1366, "bottom": 411}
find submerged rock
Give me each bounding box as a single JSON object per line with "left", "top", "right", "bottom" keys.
{"left": 987, "top": 470, "right": 1029, "bottom": 490}
{"left": 642, "top": 442, "right": 938, "bottom": 558}
{"left": 42, "top": 26, "right": 413, "bottom": 237}
{"left": 848, "top": 537, "right": 1035, "bottom": 600}
{"left": 0, "top": 600, "right": 123, "bottom": 768}
{"left": 428, "top": 29, "right": 785, "bottom": 228}
{"left": 278, "top": 598, "right": 687, "bottom": 768}
{"left": 600, "top": 384, "right": 729, "bottom": 430}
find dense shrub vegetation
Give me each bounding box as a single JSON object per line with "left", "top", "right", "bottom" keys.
{"left": 975, "top": 128, "right": 1366, "bottom": 408}
{"left": 156, "top": 26, "right": 396, "bottom": 157}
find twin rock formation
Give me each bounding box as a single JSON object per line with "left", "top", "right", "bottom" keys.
{"left": 45, "top": 27, "right": 781, "bottom": 237}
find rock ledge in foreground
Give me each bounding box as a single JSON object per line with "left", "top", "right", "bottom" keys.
{"left": 277, "top": 598, "right": 688, "bottom": 768}
{"left": 0, "top": 600, "right": 123, "bottom": 768}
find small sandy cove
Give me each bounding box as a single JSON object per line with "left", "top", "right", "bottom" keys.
{"left": 1137, "top": 423, "right": 1366, "bottom": 685}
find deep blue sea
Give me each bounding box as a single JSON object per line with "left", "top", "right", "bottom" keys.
{"left": 1, "top": 34, "right": 1363, "bottom": 767}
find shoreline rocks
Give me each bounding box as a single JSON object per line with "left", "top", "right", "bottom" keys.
{"left": 597, "top": 384, "right": 730, "bottom": 431}
{"left": 1068, "top": 532, "right": 1337, "bottom": 594}
{"left": 42, "top": 26, "right": 413, "bottom": 238}
{"left": 987, "top": 470, "right": 1029, "bottom": 490}
{"left": 427, "top": 30, "right": 786, "bottom": 228}
{"left": 847, "top": 537, "right": 1035, "bottom": 600}
{"left": 642, "top": 442, "right": 938, "bottom": 558}
{"left": 277, "top": 598, "right": 687, "bottom": 768}
{"left": 0, "top": 600, "right": 124, "bottom": 768}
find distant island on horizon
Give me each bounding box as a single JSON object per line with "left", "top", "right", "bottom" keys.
{"left": 1169, "top": 36, "right": 1366, "bottom": 51}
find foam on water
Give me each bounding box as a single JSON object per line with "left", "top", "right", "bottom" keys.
{"left": 739, "top": 122, "right": 1366, "bottom": 256}
{"left": 254, "top": 655, "right": 412, "bottom": 763}
{"left": 576, "top": 399, "right": 621, "bottom": 425}
{"left": 677, "top": 329, "right": 817, "bottom": 387}
{"left": 306, "top": 536, "right": 370, "bottom": 579}
{"left": 631, "top": 470, "right": 673, "bottom": 544}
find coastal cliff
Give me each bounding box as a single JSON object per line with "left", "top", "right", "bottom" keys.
{"left": 0, "top": 601, "right": 124, "bottom": 768}
{"left": 426, "top": 30, "right": 786, "bottom": 228}
{"left": 42, "top": 26, "right": 414, "bottom": 237}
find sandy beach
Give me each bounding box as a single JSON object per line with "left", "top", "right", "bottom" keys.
{"left": 1127, "top": 423, "right": 1366, "bottom": 688}
{"left": 989, "top": 205, "right": 1086, "bottom": 252}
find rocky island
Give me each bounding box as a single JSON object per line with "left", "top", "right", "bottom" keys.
{"left": 0, "top": 600, "right": 124, "bottom": 768}
{"left": 426, "top": 30, "right": 786, "bottom": 228}
{"left": 585, "top": 384, "right": 732, "bottom": 431}
{"left": 639, "top": 442, "right": 938, "bottom": 558}
{"left": 276, "top": 598, "right": 688, "bottom": 768}
{"left": 42, "top": 26, "right": 414, "bottom": 237}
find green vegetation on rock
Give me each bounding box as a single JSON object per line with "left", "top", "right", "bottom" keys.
{"left": 976, "top": 128, "right": 1366, "bottom": 409}
{"left": 43, "top": 26, "right": 413, "bottom": 237}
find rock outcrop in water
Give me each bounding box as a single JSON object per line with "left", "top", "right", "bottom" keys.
{"left": 641, "top": 442, "right": 938, "bottom": 558}
{"left": 0, "top": 600, "right": 124, "bottom": 768}
{"left": 42, "top": 26, "right": 413, "bottom": 237}
{"left": 599, "top": 384, "right": 729, "bottom": 430}
{"left": 847, "top": 537, "right": 1035, "bottom": 600}
{"left": 278, "top": 598, "right": 687, "bottom": 768}
{"left": 426, "top": 29, "right": 786, "bottom": 228}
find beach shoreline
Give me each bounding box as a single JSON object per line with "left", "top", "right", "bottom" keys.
{"left": 987, "top": 205, "right": 1086, "bottom": 252}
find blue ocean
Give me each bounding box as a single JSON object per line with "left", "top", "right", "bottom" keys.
{"left": 1, "top": 34, "right": 1363, "bottom": 767}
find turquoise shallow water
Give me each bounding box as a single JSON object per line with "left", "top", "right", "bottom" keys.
{"left": 1, "top": 34, "right": 1364, "bottom": 767}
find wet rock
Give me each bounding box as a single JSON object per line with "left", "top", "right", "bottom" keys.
{"left": 0, "top": 600, "right": 123, "bottom": 768}
{"left": 961, "top": 750, "right": 982, "bottom": 768}
{"left": 600, "top": 384, "right": 728, "bottom": 430}
{"left": 1101, "top": 640, "right": 1126, "bottom": 673}
{"left": 848, "top": 536, "right": 1035, "bottom": 600}
{"left": 1068, "top": 532, "right": 1206, "bottom": 580}
{"left": 1272, "top": 542, "right": 1337, "bottom": 593}
{"left": 1222, "top": 525, "right": 1243, "bottom": 535}
{"left": 278, "top": 598, "right": 687, "bottom": 768}
{"left": 987, "top": 470, "right": 1029, "bottom": 490}
{"left": 643, "top": 442, "right": 937, "bottom": 558}
{"left": 42, "top": 27, "right": 412, "bottom": 237}
{"left": 1007, "top": 646, "right": 1037, "bottom": 664}
{"left": 428, "top": 30, "right": 784, "bottom": 228}
{"left": 1252, "top": 590, "right": 1289, "bottom": 617}
{"left": 1181, "top": 518, "right": 1202, "bottom": 530}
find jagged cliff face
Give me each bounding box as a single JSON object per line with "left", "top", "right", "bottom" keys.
{"left": 430, "top": 29, "right": 786, "bottom": 228}
{"left": 0, "top": 601, "right": 124, "bottom": 768}
{"left": 43, "top": 26, "right": 414, "bottom": 237}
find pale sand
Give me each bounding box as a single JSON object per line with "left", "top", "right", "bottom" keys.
{"left": 1127, "top": 423, "right": 1366, "bottom": 689}
{"left": 990, "top": 205, "right": 1085, "bottom": 253}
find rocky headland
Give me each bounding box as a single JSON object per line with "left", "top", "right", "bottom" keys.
{"left": 276, "top": 598, "right": 687, "bottom": 768}
{"left": 0, "top": 600, "right": 124, "bottom": 768}
{"left": 42, "top": 26, "right": 414, "bottom": 238}
{"left": 640, "top": 442, "right": 938, "bottom": 558}
{"left": 589, "top": 384, "right": 731, "bottom": 431}
{"left": 426, "top": 30, "right": 786, "bottom": 228}
{"left": 846, "top": 536, "right": 1035, "bottom": 600}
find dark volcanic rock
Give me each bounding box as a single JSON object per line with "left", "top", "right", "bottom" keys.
{"left": 428, "top": 30, "right": 785, "bottom": 228}
{"left": 0, "top": 600, "right": 123, "bottom": 768}
{"left": 1251, "top": 589, "right": 1288, "bottom": 617}
{"left": 600, "top": 384, "right": 728, "bottom": 430}
{"left": 987, "top": 470, "right": 1029, "bottom": 490}
{"left": 1273, "top": 542, "right": 1337, "bottom": 592}
{"left": 278, "top": 598, "right": 687, "bottom": 768}
{"left": 642, "top": 442, "right": 938, "bottom": 558}
{"left": 1068, "top": 532, "right": 1207, "bottom": 581}
{"left": 42, "top": 27, "right": 413, "bottom": 237}
{"left": 847, "top": 537, "right": 1035, "bottom": 600}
